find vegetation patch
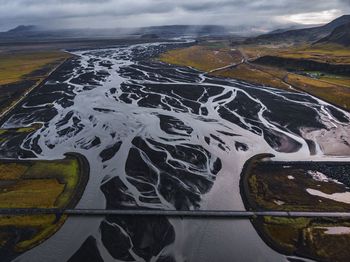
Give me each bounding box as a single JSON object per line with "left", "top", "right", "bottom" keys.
{"left": 241, "top": 44, "right": 350, "bottom": 64}
{"left": 285, "top": 73, "right": 350, "bottom": 109}
{"left": 213, "top": 64, "right": 290, "bottom": 90}
{"left": 159, "top": 41, "right": 350, "bottom": 110}
{"left": 159, "top": 44, "right": 242, "bottom": 72}
{"left": 240, "top": 154, "right": 350, "bottom": 262}
{"left": 0, "top": 51, "right": 70, "bottom": 85}
{"left": 0, "top": 154, "right": 88, "bottom": 258}
{"left": 0, "top": 51, "right": 70, "bottom": 118}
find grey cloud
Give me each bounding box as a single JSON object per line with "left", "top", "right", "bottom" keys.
{"left": 0, "top": 0, "right": 349, "bottom": 31}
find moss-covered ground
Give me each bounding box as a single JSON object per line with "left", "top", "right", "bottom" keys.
{"left": 160, "top": 43, "right": 242, "bottom": 72}
{"left": 241, "top": 155, "right": 350, "bottom": 262}
{"left": 0, "top": 154, "right": 87, "bottom": 254}
{"left": 0, "top": 51, "right": 70, "bottom": 85}
{"left": 0, "top": 51, "right": 71, "bottom": 117}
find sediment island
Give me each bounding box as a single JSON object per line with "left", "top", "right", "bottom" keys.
{"left": 0, "top": 54, "right": 89, "bottom": 262}
{"left": 240, "top": 154, "right": 350, "bottom": 262}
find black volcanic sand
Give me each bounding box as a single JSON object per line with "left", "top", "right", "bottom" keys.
{"left": 0, "top": 80, "right": 37, "bottom": 114}
{"left": 124, "top": 137, "right": 221, "bottom": 210}
{"left": 0, "top": 125, "right": 42, "bottom": 158}
{"left": 68, "top": 216, "right": 175, "bottom": 262}
{"left": 0, "top": 59, "right": 79, "bottom": 128}
{"left": 1, "top": 42, "right": 349, "bottom": 262}
{"left": 240, "top": 154, "right": 350, "bottom": 262}
{"left": 3, "top": 44, "right": 347, "bottom": 156}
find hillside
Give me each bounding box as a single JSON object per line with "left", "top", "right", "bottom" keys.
{"left": 245, "top": 15, "right": 350, "bottom": 45}
{"left": 317, "top": 22, "right": 350, "bottom": 46}
{"left": 6, "top": 25, "right": 37, "bottom": 34}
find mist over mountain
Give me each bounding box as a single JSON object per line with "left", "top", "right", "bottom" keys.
{"left": 0, "top": 24, "right": 262, "bottom": 42}
{"left": 246, "top": 15, "right": 350, "bottom": 45}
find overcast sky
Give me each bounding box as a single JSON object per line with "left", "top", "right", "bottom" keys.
{"left": 0, "top": 0, "right": 349, "bottom": 31}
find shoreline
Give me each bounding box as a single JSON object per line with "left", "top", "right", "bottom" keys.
{"left": 0, "top": 153, "right": 90, "bottom": 209}
{"left": 0, "top": 152, "right": 90, "bottom": 262}
{"left": 0, "top": 56, "right": 72, "bottom": 127}
{"left": 64, "top": 152, "right": 90, "bottom": 209}
{"left": 239, "top": 154, "right": 350, "bottom": 261}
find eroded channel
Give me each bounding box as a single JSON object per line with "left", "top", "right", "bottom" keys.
{"left": 1, "top": 42, "right": 349, "bottom": 262}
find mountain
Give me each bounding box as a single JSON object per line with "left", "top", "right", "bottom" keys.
{"left": 6, "top": 25, "right": 37, "bottom": 33}
{"left": 0, "top": 25, "right": 57, "bottom": 39}
{"left": 245, "top": 15, "right": 350, "bottom": 45}
{"left": 268, "top": 24, "right": 321, "bottom": 34}
{"left": 317, "top": 22, "right": 350, "bottom": 46}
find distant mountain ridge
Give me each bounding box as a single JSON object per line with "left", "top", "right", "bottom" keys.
{"left": 268, "top": 24, "right": 321, "bottom": 34}
{"left": 6, "top": 25, "right": 37, "bottom": 33}
{"left": 246, "top": 15, "right": 350, "bottom": 45}
{"left": 317, "top": 22, "right": 350, "bottom": 46}
{"left": 0, "top": 24, "right": 240, "bottom": 41}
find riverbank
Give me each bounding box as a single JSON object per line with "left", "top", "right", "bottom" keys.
{"left": 240, "top": 154, "right": 350, "bottom": 262}
{"left": 159, "top": 40, "right": 350, "bottom": 111}
{"left": 0, "top": 46, "right": 92, "bottom": 262}
{"left": 0, "top": 52, "right": 72, "bottom": 124}
{"left": 0, "top": 153, "right": 89, "bottom": 262}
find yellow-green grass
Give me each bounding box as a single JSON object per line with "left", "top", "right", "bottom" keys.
{"left": 160, "top": 45, "right": 242, "bottom": 72}
{"left": 243, "top": 155, "right": 350, "bottom": 261}
{"left": 0, "top": 163, "right": 29, "bottom": 180}
{"left": 286, "top": 74, "right": 350, "bottom": 109}
{"left": 159, "top": 44, "right": 290, "bottom": 89}
{"left": 160, "top": 44, "right": 350, "bottom": 110}
{"left": 0, "top": 52, "right": 70, "bottom": 119}
{"left": 261, "top": 217, "right": 350, "bottom": 262}
{"left": 0, "top": 51, "right": 70, "bottom": 85}
{"left": 213, "top": 64, "right": 291, "bottom": 90}
{"left": 23, "top": 159, "right": 80, "bottom": 207}
{"left": 0, "top": 214, "right": 67, "bottom": 252}
{"left": 241, "top": 44, "right": 350, "bottom": 64}
{"left": 198, "top": 40, "right": 231, "bottom": 50}
{"left": 0, "top": 123, "right": 42, "bottom": 134}
{"left": 262, "top": 216, "right": 310, "bottom": 253}
{"left": 247, "top": 164, "right": 350, "bottom": 212}
{"left": 0, "top": 124, "right": 43, "bottom": 148}
{"left": 291, "top": 44, "right": 350, "bottom": 64}
{"left": 319, "top": 76, "right": 350, "bottom": 87}
{"left": 239, "top": 45, "right": 283, "bottom": 60}
{"left": 0, "top": 156, "right": 82, "bottom": 253}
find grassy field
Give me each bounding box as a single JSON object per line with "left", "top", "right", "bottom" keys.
{"left": 0, "top": 153, "right": 85, "bottom": 254}
{"left": 0, "top": 51, "right": 71, "bottom": 118}
{"left": 213, "top": 64, "right": 291, "bottom": 90}
{"left": 262, "top": 216, "right": 350, "bottom": 261}
{"left": 159, "top": 41, "right": 350, "bottom": 110}
{"left": 160, "top": 44, "right": 242, "bottom": 72}
{"left": 0, "top": 51, "right": 70, "bottom": 85}
{"left": 241, "top": 155, "right": 350, "bottom": 262}
{"left": 241, "top": 43, "right": 350, "bottom": 64}
{"left": 286, "top": 73, "right": 350, "bottom": 109}
{"left": 0, "top": 50, "right": 84, "bottom": 257}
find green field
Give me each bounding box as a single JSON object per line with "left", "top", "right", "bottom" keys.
{"left": 0, "top": 51, "right": 70, "bottom": 85}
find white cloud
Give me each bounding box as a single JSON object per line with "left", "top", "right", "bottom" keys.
{"left": 277, "top": 9, "right": 343, "bottom": 25}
